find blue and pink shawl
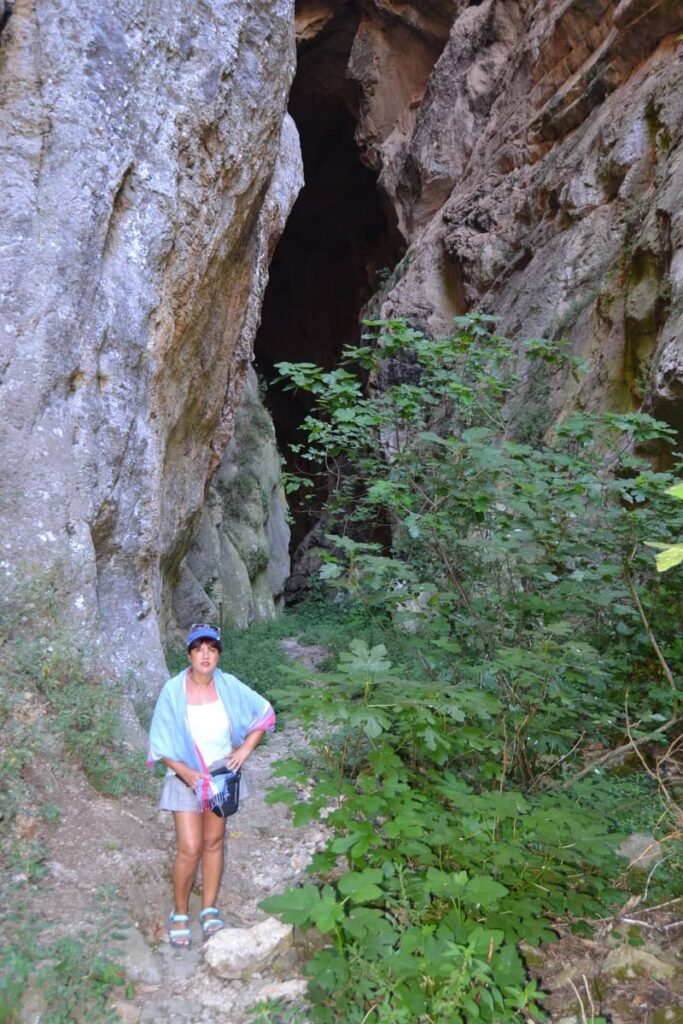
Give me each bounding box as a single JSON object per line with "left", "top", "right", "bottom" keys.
{"left": 147, "top": 667, "right": 275, "bottom": 810}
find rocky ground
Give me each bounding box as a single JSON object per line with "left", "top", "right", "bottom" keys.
{"left": 11, "top": 640, "right": 683, "bottom": 1024}
{"left": 524, "top": 904, "right": 683, "bottom": 1024}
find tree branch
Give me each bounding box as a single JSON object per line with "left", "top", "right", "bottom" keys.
{"left": 559, "top": 715, "right": 680, "bottom": 789}
{"left": 624, "top": 566, "right": 678, "bottom": 717}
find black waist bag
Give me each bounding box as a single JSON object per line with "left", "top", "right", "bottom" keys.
{"left": 210, "top": 766, "right": 241, "bottom": 818}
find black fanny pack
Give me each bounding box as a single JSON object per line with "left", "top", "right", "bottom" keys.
{"left": 208, "top": 766, "right": 241, "bottom": 818}
{"left": 177, "top": 766, "right": 241, "bottom": 818}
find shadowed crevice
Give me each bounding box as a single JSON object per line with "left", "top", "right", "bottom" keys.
{"left": 254, "top": 5, "right": 405, "bottom": 548}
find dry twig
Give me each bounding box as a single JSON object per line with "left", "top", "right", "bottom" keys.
{"left": 559, "top": 716, "right": 679, "bottom": 789}
{"left": 567, "top": 976, "right": 602, "bottom": 1024}
{"left": 624, "top": 567, "right": 678, "bottom": 716}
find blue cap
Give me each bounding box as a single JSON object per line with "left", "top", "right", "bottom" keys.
{"left": 186, "top": 623, "right": 222, "bottom": 649}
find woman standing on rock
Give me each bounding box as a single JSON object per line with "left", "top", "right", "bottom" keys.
{"left": 147, "top": 623, "right": 275, "bottom": 949}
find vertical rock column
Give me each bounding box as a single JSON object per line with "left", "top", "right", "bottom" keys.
{"left": 0, "top": 0, "right": 298, "bottom": 687}
{"left": 174, "top": 366, "right": 292, "bottom": 634}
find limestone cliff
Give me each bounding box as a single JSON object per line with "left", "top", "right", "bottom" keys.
{"left": 0, "top": 0, "right": 299, "bottom": 686}
{"left": 296, "top": 0, "right": 683, "bottom": 441}
{"left": 168, "top": 115, "right": 302, "bottom": 641}
{"left": 3, "top": 0, "right": 682, "bottom": 690}
{"left": 173, "top": 367, "right": 291, "bottom": 636}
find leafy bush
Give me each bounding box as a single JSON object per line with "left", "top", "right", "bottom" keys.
{"left": 262, "top": 315, "right": 683, "bottom": 1022}
{"left": 262, "top": 641, "right": 623, "bottom": 1023}
{"left": 274, "top": 315, "right": 683, "bottom": 768}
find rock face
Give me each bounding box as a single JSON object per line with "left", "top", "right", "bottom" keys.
{"left": 169, "top": 111, "right": 302, "bottom": 638}
{"left": 299, "top": 0, "right": 683, "bottom": 441}
{"left": 3, "top": 0, "right": 681, "bottom": 684}
{"left": 172, "top": 366, "right": 291, "bottom": 635}
{"left": 0, "top": 0, "right": 299, "bottom": 684}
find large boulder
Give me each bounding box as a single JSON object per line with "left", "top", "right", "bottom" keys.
{"left": 0, "top": 0, "right": 299, "bottom": 688}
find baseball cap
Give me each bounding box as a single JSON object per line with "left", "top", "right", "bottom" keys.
{"left": 186, "top": 623, "right": 222, "bottom": 650}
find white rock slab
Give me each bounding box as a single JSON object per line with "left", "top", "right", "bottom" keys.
{"left": 254, "top": 978, "right": 308, "bottom": 1004}
{"left": 616, "top": 832, "right": 664, "bottom": 868}
{"left": 118, "top": 924, "right": 162, "bottom": 985}
{"left": 204, "top": 918, "right": 294, "bottom": 980}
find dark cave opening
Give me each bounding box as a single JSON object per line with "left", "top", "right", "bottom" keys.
{"left": 253, "top": 7, "right": 405, "bottom": 551}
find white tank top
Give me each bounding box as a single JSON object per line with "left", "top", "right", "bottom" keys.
{"left": 187, "top": 699, "right": 232, "bottom": 766}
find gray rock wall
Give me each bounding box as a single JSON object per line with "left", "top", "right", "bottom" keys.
{"left": 304, "top": 0, "right": 683, "bottom": 440}
{"left": 0, "top": 0, "right": 298, "bottom": 689}
{"left": 172, "top": 366, "right": 292, "bottom": 637}
{"left": 375, "top": 0, "right": 683, "bottom": 436}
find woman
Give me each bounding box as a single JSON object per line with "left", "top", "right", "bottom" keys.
{"left": 147, "top": 623, "right": 275, "bottom": 948}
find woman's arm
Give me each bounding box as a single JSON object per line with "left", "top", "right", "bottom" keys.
{"left": 226, "top": 729, "right": 265, "bottom": 771}
{"left": 161, "top": 756, "right": 204, "bottom": 789}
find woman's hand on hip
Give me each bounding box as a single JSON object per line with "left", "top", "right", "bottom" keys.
{"left": 226, "top": 730, "right": 265, "bottom": 771}
{"left": 226, "top": 744, "right": 251, "bottom": 771}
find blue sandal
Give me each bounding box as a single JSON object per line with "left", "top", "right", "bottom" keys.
{"left": 168, "top": 910, "right": 192, "bottom": 949}
{"left": 199, "top": 906, "right": 224, "bottom": 938}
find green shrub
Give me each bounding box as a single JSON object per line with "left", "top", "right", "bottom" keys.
{"left": 262, "top": 640, "right": 623, "bottom": 1022}
{"left": 262, "top": 315, "right": 683, "bottom": 1022}
{"left": 274, "top": 316, "right": 683, "bottom": 769}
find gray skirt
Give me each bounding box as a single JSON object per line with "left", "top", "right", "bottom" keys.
{"left": 159, "top": 763, "right": 249, "bottom": 813}
{"left": 159, "top": 773, "right": 200, "bottom": 812}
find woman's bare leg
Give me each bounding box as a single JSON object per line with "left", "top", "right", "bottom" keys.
{"left": 200, "top": 810, "right": 227, "bottom": 912}
{"left": 171, "top": 811, "right": 202, "bottom": 916}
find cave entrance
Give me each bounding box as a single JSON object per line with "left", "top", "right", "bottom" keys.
{"left": 254, "top": 5, "right": 405, "bottom": 550}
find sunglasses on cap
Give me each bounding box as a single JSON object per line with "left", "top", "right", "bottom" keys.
{"left": 186, "top": 622, "right": 222, "bottom": 649}
{"left": 190, "top": 622, "right": 221, "bottom": 638}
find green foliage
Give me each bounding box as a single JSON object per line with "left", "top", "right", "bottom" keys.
{"left": 274, "top": 315, "right": 683, "bottom": 760}
{"left": 260, "top": 624, "right": 682, "bottom": 1021}
{"left": 0, "top": 888, "right": 129, "bottom": 1024}
{"left": 0, "top": 570, "right": 156, "bottom": 899}
{"left": 262, "top": 643, "right": 622, "bottom": 1022}
{"left": 266, "top": 315, "right": 683, "bottom": 1022}
{"left": 645, "top": 481, "right": 683, "bottom": 571}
